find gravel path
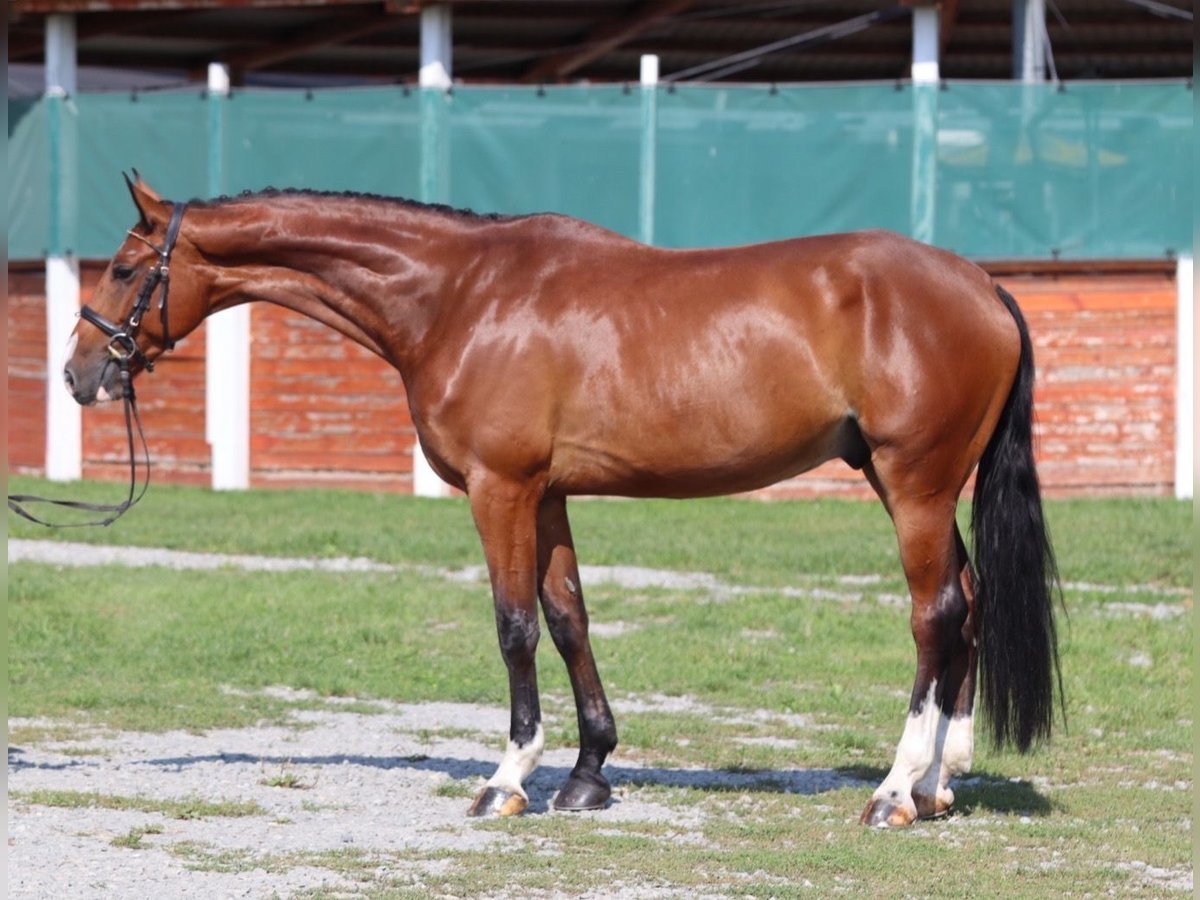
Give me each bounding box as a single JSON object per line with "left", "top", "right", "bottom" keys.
{"left": 9, "top": 539, "right": 1190, "bottom": 609}
{"left": 9, "top": 540, "right": 878, "bottom": 899}
{"left": 9, "top": 690, "right": 866, "bottom": 899}
{"left": 9, "top": 540, "right": 1189, "bottom": 897}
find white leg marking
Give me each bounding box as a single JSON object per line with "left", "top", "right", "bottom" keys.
{"left": 486, "top": 723, "right": 545, "bottom": 800}
{"left": 940, "top": 712, "right": 974, "bottom": 778}
{"left": 870, "top": 681, "right": 940, "bottom": 816}
{"left": 928, "top": 711, "right": 975, "bottom": 811}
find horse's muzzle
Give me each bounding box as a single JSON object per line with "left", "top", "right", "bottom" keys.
{"left": 63, "top": 358, "right": 123, "bottom": 405}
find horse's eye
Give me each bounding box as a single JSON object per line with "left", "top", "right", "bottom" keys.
{"left": 112, "top": 264, "right": 136, "bottom": 281}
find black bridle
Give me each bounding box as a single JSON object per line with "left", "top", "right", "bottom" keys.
{"left": 8, "top": 202, "right": 187, "bottom": 528}
{"left": 80, "top": 201, "right": 186, "bottom": 371}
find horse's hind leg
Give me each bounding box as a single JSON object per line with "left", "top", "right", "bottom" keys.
{"left": 465, "top": 475, "right": 546, "bottom": 818}
{"left": 860, "top": 471, "right": 978, "bottom": 828}
{"left": 536, "top": 494, "right": 618, "bottom": 810}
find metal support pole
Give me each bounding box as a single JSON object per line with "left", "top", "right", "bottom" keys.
{"left": 44, "top": 13, "right": 81, "bottom": 481}
{"left": 204, "top": 62, "right": 251, "bottom": 490}
{"left": 910, "top": 5, "right": 939, "bottom": 246}
{"left": 638, "top": 54, "right": 659, "bottom": 247}
{"left": 413, "top": 3, "right": 453, "bottom": 498}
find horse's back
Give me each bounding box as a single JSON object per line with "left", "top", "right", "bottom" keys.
{"left": 422, "top": 223, "right": 1020, "bottom": 498}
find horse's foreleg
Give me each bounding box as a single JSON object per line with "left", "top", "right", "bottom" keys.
{"left": 536, "top": 495, "right": 618, "bottom": 811}
{"left": 861, "top": 496, "right": 976, "bottom": 828}
{"left": 466, "top": 476, "right": 545, "bottom": 818}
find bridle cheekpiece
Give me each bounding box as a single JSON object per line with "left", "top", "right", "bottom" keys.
{"left": 79, "top": 200, "right": 187, "bottom": 373}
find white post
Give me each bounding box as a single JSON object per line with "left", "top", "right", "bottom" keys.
{"left": 1175, "top": 256, "right": 1193, "bottom": 500}
{"left": 203, "top": 61, "right": 251, "bottom": 490}
{"left": 638, "top": 54, "right": 658, "bottom": 247}
{"left": 206, "top": 309, "right": 250, "bottom": 491}
{"left": 910, "top": 6, "right": 940, "bottom": 84}
{"left": 413, "top": 4, "right": 452, "bottom": 497}
{"left": 45, "top": 14, "right": 77, "bottom": 98}
{"left": 44, "top": 14, "right": 81, "bottom": 482}
{"left": 45, "top": 257, "right": 81, "bottom": 480}
{"left": 1013, "top": 0, "right": 1047, "bottom": 82}
{"left": 419, "top": 3, "right": 453, "bottom": 90}
{"left": 910, "top": 5, "right": 938, "bottom": 246}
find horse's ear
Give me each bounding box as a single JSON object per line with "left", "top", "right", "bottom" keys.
{"left": 123, "top": 170, "right": 165, "bottom": 231}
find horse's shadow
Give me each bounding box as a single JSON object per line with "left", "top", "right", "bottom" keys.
{"left": 10, "top": 744, "right": 1050, "bottom": 818}
{"left": 133, "top": 752, "right": 877, "bottom": 813}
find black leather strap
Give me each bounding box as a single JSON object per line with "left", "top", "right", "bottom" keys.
{"left": 7, "top": 202, "right": 187, "bottom": 528}
{"left": 8, "top": 366, "right": 151, "bottom": 528}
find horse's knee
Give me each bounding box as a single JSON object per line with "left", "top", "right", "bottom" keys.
{"left": 496, "top": 606, "right": 540, "bottom": 665}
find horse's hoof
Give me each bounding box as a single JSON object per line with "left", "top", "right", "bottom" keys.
{"left": 553, "top": 773, "right": 612, "bottom": 811}
{"left": 860, "top": 796, "right": 917, "bottom": 828}
{"left": 913, "top": 788, "right": 954, "bottom": 820}
{"left": 467, "top": 786, "right": 528, "bottom": 818}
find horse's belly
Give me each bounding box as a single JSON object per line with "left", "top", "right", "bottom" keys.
{"left": 550, "top": 417, "right": 846, "bottom": 499}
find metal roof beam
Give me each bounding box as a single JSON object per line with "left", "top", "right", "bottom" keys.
{"left": 520, "top": 0, "right": 693, "bottom": 84}
{"left": 14, "top": 0, "right": 371, "bottom": 12}
{"left": 219, "top": 13, "right": 404, "bottom": 74}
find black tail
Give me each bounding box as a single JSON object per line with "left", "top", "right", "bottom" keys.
{"left": 971, "top": 284, "right": 1063, "bottom": 753}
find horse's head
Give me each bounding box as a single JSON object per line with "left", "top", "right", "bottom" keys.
{"left": 63, "top": 173, "right": 208, "bottom": 405}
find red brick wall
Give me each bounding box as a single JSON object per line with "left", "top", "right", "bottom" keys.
{"left": 1014, "top": 274, "right": 1177, "bottom": 497}
{"left": 8, "top": 263, "right": 1181, "bottom": 499}
{"left": 8, "top": 269, "right": 48, "bottom": 472}
{"left": 249, "top": 305, "right": 415, "bottom": 492}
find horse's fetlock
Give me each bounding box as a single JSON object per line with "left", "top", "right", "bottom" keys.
{"left": 583, "top": 710, "right": 618, "bottom": 757}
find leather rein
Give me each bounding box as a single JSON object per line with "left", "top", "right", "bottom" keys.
{"left": 8, "top": 202, "right": 187, "bottom": 528}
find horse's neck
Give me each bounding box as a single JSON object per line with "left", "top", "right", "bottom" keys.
{"left": 194, "top": 199, "right": 466, "bottom": 377}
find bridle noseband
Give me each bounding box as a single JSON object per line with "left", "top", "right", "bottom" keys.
{"left": 79, "top": 200, "right": 187, "bottom": 373}
{"left": 7, "top": 202, "right": 187, "bottom": 528}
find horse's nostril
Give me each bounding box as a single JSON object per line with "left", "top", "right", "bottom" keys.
{"left": 63, "top": 367, "right": 77, "bottom": 393}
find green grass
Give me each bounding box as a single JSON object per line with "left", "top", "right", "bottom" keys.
{"left": 111, "top": 823, "right": 165, "bottom": 849}
{"left": 12, "top": 789, "right": 266, "bottom": 819}
{"left": 260, "top": 767, "right": 313, "bottom": 790}
{"left": 8, "top": 481, "right": 1192, "bottom": 896}
{"left": 8, "top": 474, "right": 1191, "bottom": 588}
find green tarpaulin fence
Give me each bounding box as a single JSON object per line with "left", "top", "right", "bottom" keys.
{"left": 8, "top": 80, "right": 1191, "bottom": 262}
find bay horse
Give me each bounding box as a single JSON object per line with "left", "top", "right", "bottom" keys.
{"left": 63, "top": 175, "right": 1060, "bottom": 828}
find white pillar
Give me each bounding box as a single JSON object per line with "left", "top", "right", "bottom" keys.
{"left": 45, "top": 14, "right": 77, "bottom": 97}
{"left": 205, "top": 308, "right": 250, "bottom": 491}
{"left": 413, "top": 5, "right": 452, "bottom": 497}
{"left": 203, "top": 61, "right": 251, "bottom": 490}
{"left": 45, "top": 257, "right": 81, "bottom": 481}
{"left": 638, "top": 54, "right": 658, "bottom": 247}
{"left": 1013, "top": 0, "right": 1047, "bottom": 82}
{"left": 1175, "top": 256, "right": 1192, "bottom": 500}
{"left": 910, "top": 6, "right": 938, "bottom": 246}
{"left": 419, "top": 3, "right": 453, "bottom": 90}
{"left": 910, "top": 6, "right": 940, "bottom": 84}
{"left": 44, "top": 14, "right": 81, "bottom": 482}
{"left": 206, "top": 60, "right": 231, "bottom": 96}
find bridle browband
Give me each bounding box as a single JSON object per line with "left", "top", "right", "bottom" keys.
{"left": 7, "top": 202, "right": 188, "bottom": 528}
